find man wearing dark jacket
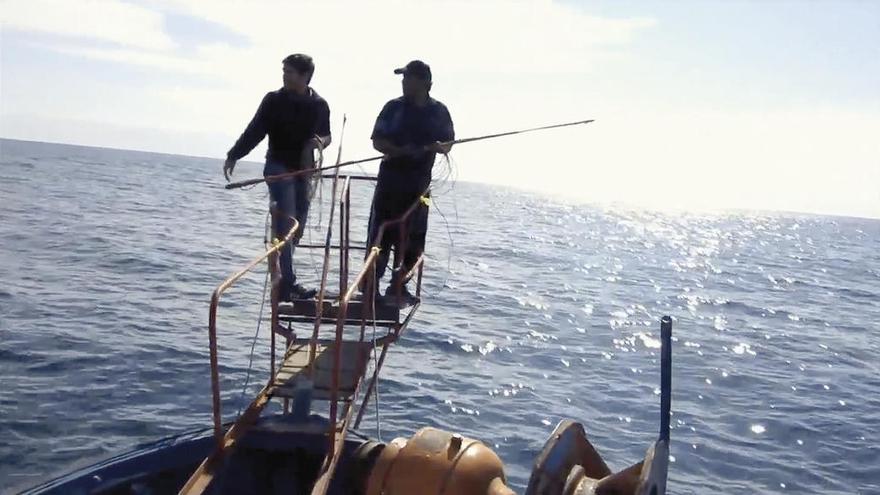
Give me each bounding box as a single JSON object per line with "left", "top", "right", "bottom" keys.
{"left": 223, "top": 53, "right": 331, "bottom": 300}
{"left": 367, "top": 60, "right": 454, "bottom": 306}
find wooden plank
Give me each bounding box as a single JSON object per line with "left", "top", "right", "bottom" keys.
{"left": 270, "top": 341, "right": 371, "bottom": 402}
{"left": 278, "top": 342, "right": 365, "bottom": 371}
{"left": 273, "top": 374, "right": 358, "bottom": 398}
{"left": 275, "top": 365, "right": 360, "bottom": 383}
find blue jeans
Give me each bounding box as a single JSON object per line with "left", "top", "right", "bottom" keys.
{"left": 264, "top": 161, "right": 311, "bottom": 291}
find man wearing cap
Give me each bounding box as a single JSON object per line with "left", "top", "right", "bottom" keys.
{"left": 366, "top": 60, "right": 455, "bottom": 306}
{"left": 223, "top": 53, "right": 331, "bottom": 301}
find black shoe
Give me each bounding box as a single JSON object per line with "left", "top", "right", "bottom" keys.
{"left": 283, "top": 283, "right": 317, "bottom": 301}
{"left": 384, "top": 284, "right": 418, "bottom": 308}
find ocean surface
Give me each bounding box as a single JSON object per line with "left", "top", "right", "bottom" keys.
{"left": 1, "top": 138, "right": 878, "bottom": 494}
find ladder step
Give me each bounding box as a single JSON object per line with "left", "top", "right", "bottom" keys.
{"left": 278, "top": 315, "right": 399, "bottom": 327}
{"left": 275, "top": 362, "right": 359, "bottom": 375}
{"left": 273, "top": 369, "right": 360, "bottom": 393}
{"left": 281, "top": 337, "right": 393, "bottom": 352}
{"left": 279, "top": 342, "right": 369, "bottom": 367}
{"left": 270, "top": 386, "right": 356, "bottom": 402}
{"left": 249, "top": 418, "right": 347, "bottom": 436}
{"left": 278, "top": 297, "right": 401, "bottom": 323}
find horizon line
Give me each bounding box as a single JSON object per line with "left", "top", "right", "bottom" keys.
{"left": 2, "top": 136, "right": 878, "bottom": 223}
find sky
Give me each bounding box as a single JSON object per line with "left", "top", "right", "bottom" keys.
{"left": 1, "top": 0, "right": 878, "bottom": 218}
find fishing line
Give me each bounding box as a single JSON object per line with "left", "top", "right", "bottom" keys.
{"left": 236, "top": 210, "right": 272, "bottom": 418}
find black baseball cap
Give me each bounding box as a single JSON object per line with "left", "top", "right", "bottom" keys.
{"left": 394, "top": 60, "right": 432, "bottom": 81}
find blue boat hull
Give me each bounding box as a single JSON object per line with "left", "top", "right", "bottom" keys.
{"left": 18, "top": 415, "right": 369, "bottom": 495}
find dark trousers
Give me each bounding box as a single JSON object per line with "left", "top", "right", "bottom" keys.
{"left": 365, "top": 188, "right": 428, "bottom": 287}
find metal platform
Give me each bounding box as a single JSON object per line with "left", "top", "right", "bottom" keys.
{"left": 277, "top": 296, "right": 405, "bottom": 327}
{"left": 180, "top": 175, "right": 427, "bottom": 495}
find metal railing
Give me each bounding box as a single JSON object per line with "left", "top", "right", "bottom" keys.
{"left": 179, "top": 213, "right": 303, "bottom": 495}
{"left": 206, "top": 214, "right": 300, "bottom": 446}
{"left": 195, "top": 175, "right": 430, "bottom": 494}
{"left": 326, "top": 182, "right": 430, "bottom": 456}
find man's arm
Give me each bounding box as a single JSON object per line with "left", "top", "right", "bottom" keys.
{"left": 224, "top": 94, "right": 271, "bottom": 180}
{"left": 429, "top": 104, "right": 455, "bottom": 154}
{"left": 372, "top": 137, "right": 405, "bottom": 155}
{"left": 314, "top": 99, "right": 332, "bottom": 149}
{"left": 315, "top": 135, "right": 332, "bottom": 148}
{"left": 300, "top": 134, "right": 333, "bottom": 169}
{"left": 372, "top": 101, "right": 419, "bottom": 157}
{"left": 296, "top": 100, "right": 332, "bottom": 170}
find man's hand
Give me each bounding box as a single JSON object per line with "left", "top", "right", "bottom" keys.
{"left": 223, "top": 158, "right": 236, "bottom": 181}
{"left": 429, "top": 141, "right": 452, "bottom": 154}
{"left": 301, "top": 143, "right": 318, "bottom": 170}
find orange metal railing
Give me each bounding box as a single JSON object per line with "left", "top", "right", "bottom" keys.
{"left": 198, "top": 176, "right": 430, "bottom": 494}
{"left": 325, "top": 183, "right": 430, "bottom": 459}
{"left": 206, "top": 213, "right": 300, "bottom": 446}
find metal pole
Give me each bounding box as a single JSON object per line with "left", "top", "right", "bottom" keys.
{"left": 660, "top": 316, "right": 673, "bottom": 443}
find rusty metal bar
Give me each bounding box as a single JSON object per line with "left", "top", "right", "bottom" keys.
{"left": 206, "top": 216, "right": 299, "bottom": 448}
{"left": 297, "top": 242, "right": 368, "bottom": 251}
{"left": 270, "top": 273, "right": 276, "bottom": 381}
{"left": 197, "top": 175, "right": 428, "bottom": 495}
{"left": 354, "top": 295, "right": 421, "bottom": 429}
{"left": 354, "top": 340, "right": 390, "bottom": 429}
{"left": 388, "top": 220, "right": 408, "bottom": 307}
{"left": 343, "top": 186, "right": 430, "bottom": 429}
{"left": 415, "top": 260, "right": 424, "bottom": 298}
{"left": 309, "top": 174, "right": 342, "bottom": 368}
{"left": 309, "top": 348, "right": 368, "bottom": 495}
{"left": 342, "top": 177, "right": 352, "bottom": 302}
{"left": 308, "top": 121, "right": 347, "bottom": 369}
{"left": 179, "top": 376, "right": 274, "bottom": 494}
{"left": 269, "top": 208, "right": 280, "bottom": 383}
{"left": 369, "top": 187, "right": 429, "bottom": 251}
{"left": 338, "top": 178, "right": 348, "bottom": 306}
{"left": 326, "top": 247, "right": 381, "bottom": 461}
{"left": 353, "top": 186, "right": 428, "bottom": 311}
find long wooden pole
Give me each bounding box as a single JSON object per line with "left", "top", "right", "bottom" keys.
{"left": 224, "top": 118, "right": 594, "bottom": 190}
